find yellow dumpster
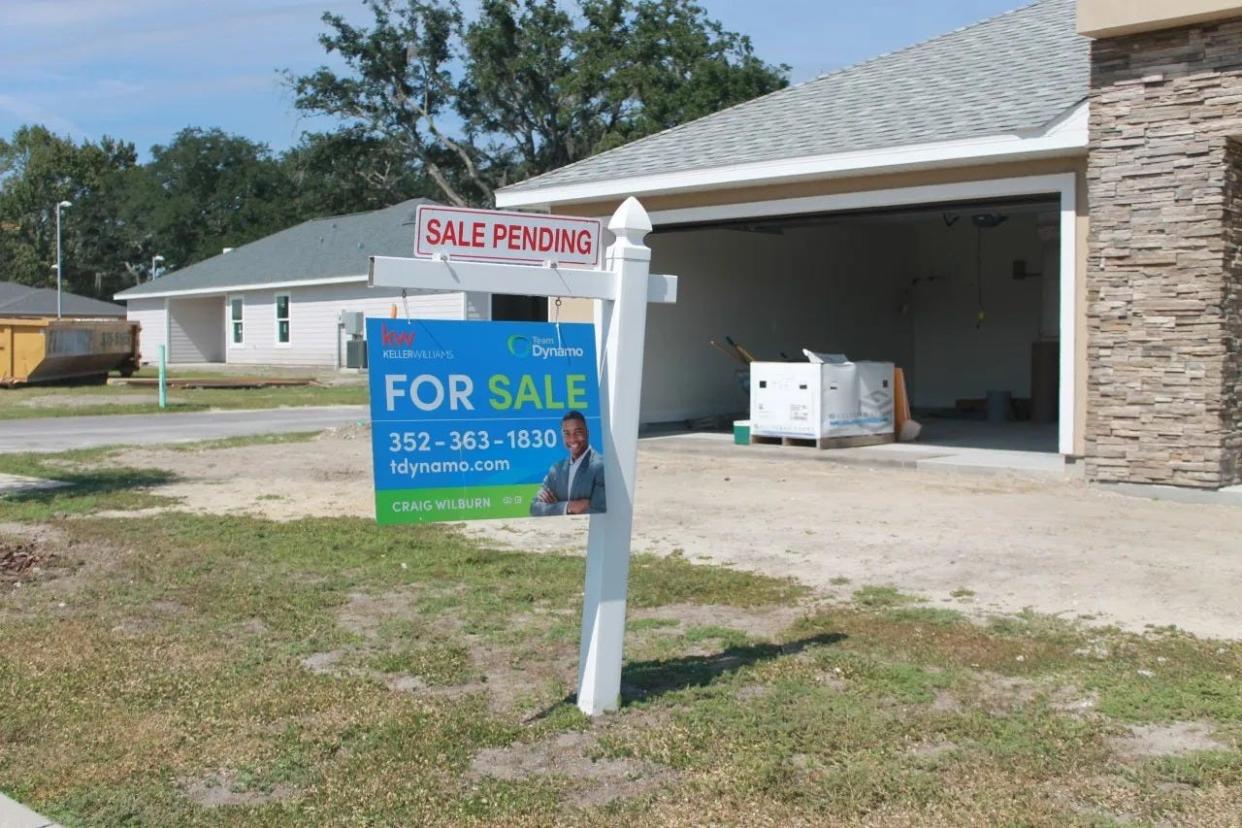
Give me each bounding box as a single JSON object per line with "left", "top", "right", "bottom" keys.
{"left": 0, "top": 317, "right": 141, "bottom": 385}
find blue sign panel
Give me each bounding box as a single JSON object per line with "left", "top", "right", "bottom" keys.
{"left": 367, "top": 318, "right": 605, "bottom": 524}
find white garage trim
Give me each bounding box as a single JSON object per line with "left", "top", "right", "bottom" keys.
{"left": 639, "top": 172, "right": 1080, "bottom": 457}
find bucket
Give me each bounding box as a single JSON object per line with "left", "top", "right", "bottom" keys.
{"left": 986, "top": 390, "right": 1012, "bottom": 423}
{"left": 733, "top": 420, "right": 750, "bottom": 446}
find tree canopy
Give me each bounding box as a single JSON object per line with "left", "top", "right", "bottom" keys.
{"left": 289, "top": 0, "right": 788, "bottom": 206}
{"left": 0, "top": 0, "right": 786, "bottom": 295}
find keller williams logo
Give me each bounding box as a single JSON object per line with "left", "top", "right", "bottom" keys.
{"left": 381, "top": 324, "right": 416, "bottom": 347}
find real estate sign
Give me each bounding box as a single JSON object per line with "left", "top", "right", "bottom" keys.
{"left": 414, "top": 205, "right": 602, "bottom": 267}
{"left": 367, "top": 318, "right": 603, "bottom": 524}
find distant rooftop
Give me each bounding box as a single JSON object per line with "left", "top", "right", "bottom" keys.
{"left": 0, "top": 281, "right": 125, "bottom": 317}
{"left": 115, "top": 198, "right": 434, "bottom": 299}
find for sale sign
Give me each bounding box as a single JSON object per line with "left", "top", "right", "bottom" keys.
{"left": 367, "top": 318, "right": 605, "bottom": 524}
{"left": 414, "top": 205, "right": 602, "bottom": 267}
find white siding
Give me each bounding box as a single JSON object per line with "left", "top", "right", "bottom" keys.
{"left": 169, "top": 296, "right": 225, "bottom": 362}
{"left": 226, "top": 284, "right": 467, "bottom": 367}
{"left": 126, "top": 298, "right": 166, "bottom": 365}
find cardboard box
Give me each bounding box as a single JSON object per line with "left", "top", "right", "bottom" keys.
{"left": 750, "top": 362, "right": 894, "bottom": 439}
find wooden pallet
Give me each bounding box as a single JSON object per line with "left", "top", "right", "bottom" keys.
{"left": 750, "top": 432, "right": 895, "bottom": 450}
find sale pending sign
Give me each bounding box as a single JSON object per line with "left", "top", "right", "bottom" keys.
{"left": 367, "top": 318, "right": 603, "bottom": 524}
{"left": 415, "top": 205, "right": 602, "bottom": 267}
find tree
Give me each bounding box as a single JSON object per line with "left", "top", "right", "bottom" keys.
{"left": 282, "top": 129, "right": 435, "bottom": 220}
{"left": 127, "top": 128, "right": 295, "bottom": 271}
{"left": 0, "top": 125, "right": 140, "bottom": 298}
{"left": 289, "top": 0, "right": 787, "bottom": 207}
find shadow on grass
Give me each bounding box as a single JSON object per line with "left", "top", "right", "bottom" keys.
{"left": 620, "top": 632, "right": 847, "bottom": 704}
{"left": 2, "top": 467, "right": 176, "bottom": 505}
{"left": 526, "top": 632, "right": 847, "bottom": 722}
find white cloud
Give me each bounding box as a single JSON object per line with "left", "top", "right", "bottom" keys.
{"left": 0, "top": 94, "right": 88, "bottom": 138}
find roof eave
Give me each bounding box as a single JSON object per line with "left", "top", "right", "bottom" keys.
{"left": 496, "top": 103, "right": 1089, "bottom": 210}
{"left": 114, "top": 274, "right": 370, "bottom": 302}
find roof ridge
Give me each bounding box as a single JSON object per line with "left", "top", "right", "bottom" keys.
{"left": 508, "top": 0, "right": 1054, "bottom": 193}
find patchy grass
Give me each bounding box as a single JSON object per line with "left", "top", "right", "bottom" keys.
{"left": 0, "top": 449, "right": 176, "bottom": 521}
{"left": 852, "top": 584, "right": 919, "bottom": 608}
{"left": 165, "top": 431, "right": 322, "bottom": 452}
{"left": 1, "top": 495, "right": 1240, "bottom": 824}
{"left": 0, "top": 381, "right": 366, "bottom": 420}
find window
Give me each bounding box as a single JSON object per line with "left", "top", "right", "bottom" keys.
{"left": 275, "top": 294, "right": 290, "bottom": 345}
{"left": 230, "top": 297, "right": 243, "bottom": 345}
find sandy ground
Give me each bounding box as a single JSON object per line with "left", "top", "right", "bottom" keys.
{"left": 107, "top": 428, "right": 1242, "bottom": 639}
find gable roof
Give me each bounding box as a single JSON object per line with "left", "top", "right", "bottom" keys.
{"left": 0, "top": 281, "right": 126, "bottom": 317}
{"left": 115, "top": 198, "right": 433, "bottom": 300}
{"left": 498, "top": 0, "right": 1087, "bottom": 203}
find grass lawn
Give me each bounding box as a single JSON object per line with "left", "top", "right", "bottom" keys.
{"left": 1, "top": 445, "right": 1240, "bottom": 826}
{"left": 0, "top": 375, "right": 367, "bottom": 420}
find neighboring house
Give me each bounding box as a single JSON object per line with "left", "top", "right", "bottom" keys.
{"left": 0, "top": 281, "right": 125, "bottom": 318}
{"left": 495, "top": 0, "right": 1242, "bottom": 490}
{"left": 113, "top": 199, "right": 493, "bottom": 368}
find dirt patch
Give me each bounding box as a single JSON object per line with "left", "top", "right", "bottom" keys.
{"left": 629, "top": 602, "right": 806, "bottom": 642}
{"left": 88, "top": 430, "right": 1242, "bottom": 638}
{"left": 0, "top": 523, "right": 68, "bottom": 590}
{"left": 942, "top": 672, "right": 1095, "bottom": 718}
{"left": 1110, "top": 722, "right": 1230, "bottom": 760}
{"left": 179, "top": 769, "right": 296, "bottom": 808}
{"left": 908, "top": 738, "right": 958, "bottom": 760}
{"left": 297, "top": 586, "right": 577, "bottom": 715}
{"left": 336, "top": 588, "right": 424, "bottom": 637}
{"left": 469, "top": 727, "right": 676, "bottom": 808}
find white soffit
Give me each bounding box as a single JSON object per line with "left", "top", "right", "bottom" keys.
{"left": 114, "top": 274, "right": 368, "bottom": 301}
{"left": 496, "top": 102, "right": 1088, "bottom": 210}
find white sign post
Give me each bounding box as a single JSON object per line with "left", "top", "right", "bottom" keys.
{"left": 369, "top": 197, "right": 675, "bottom": 716}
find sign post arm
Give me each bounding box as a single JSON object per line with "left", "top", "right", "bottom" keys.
{"left": 577, "top": 197, "right": 653, "bottom": 716}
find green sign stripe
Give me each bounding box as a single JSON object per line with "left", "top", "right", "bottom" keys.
{"left": 375, "top": 484, "right": 542, "bottom": 525}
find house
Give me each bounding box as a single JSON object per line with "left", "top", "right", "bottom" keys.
{"left": 494, "top": 0, "right": 1242, "bottom": 491}
{"left": 113, "top": 199, "right": 504, "bottom": 368}
{"left": 0, "top": 281, "right": 125, "bottom": 318}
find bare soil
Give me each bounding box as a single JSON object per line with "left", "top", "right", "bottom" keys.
{"left": 179, "top": 769, "right": 297, "bottom": 809}
{"left": 1110, "top": 722, "right": 1231, "bottom": 760}
{"left": 469, "top": 727, "right": 676, "bottom": 808}
{"left": 105, "top": 429, "right": 1242, "bottom": 639}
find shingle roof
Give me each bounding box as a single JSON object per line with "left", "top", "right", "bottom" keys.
{"left": 501, "top": 0, "right": 1087, "bottom": 195}
{"left": 115, "top": 198, "right": 433, "bottom": 299}
{"left": 0, "top": 281, "right": 126, "bottom": 317}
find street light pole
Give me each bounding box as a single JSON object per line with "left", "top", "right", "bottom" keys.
{"left": 55, "top": 200, "right": 72, "bottom": 318}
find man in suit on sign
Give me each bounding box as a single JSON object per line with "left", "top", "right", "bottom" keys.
{"left": 529, "top": 410, "right": 606, "bottom": 516}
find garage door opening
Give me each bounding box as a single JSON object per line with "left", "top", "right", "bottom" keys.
{"left": 642, "top": 196, "right": 1064, "bottom": 454}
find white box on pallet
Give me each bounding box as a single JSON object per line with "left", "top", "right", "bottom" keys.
{"left": 750, "top": 361, "right": 894, "bottom": 439}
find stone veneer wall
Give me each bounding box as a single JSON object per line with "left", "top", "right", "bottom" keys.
{"left": 1224, "top": 137, "right": 1242, "bottom": 482}
{"left": 1087, "top": 18, "right": 1242, "bottom": 487}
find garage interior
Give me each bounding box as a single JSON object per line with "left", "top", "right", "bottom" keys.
{"left": 641, "top": 197, "right": 1063, "bottom": 453}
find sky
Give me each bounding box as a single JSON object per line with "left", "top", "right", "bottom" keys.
{"left": 0, "top": 0, "right": 1028, "bottom": 158}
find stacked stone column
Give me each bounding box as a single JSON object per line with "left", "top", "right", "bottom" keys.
{"left": 1087, "top": 19, "right": 1242, "bottom": 487}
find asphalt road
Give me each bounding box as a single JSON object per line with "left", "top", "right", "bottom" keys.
{"left": 0, "top": 406, "right": 369, "bottom": 453}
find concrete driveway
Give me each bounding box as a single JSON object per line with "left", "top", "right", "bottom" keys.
{"left": 0, "top": 406, "right": 368, "bottom": 453}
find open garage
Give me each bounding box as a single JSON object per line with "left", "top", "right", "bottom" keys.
{"left": 640, "top": 190, "right": 1067, "bottom": 454}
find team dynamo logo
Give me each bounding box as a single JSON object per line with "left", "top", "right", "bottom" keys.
{"left": 506, "top": 335, "right": 531, "bottom": 357}
{"left": 507, "top": 333, "right": 584, "bottom": 360}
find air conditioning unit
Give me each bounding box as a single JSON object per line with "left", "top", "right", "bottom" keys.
{"left": 345, "top": 339, "right": 368, "bottom": 369}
